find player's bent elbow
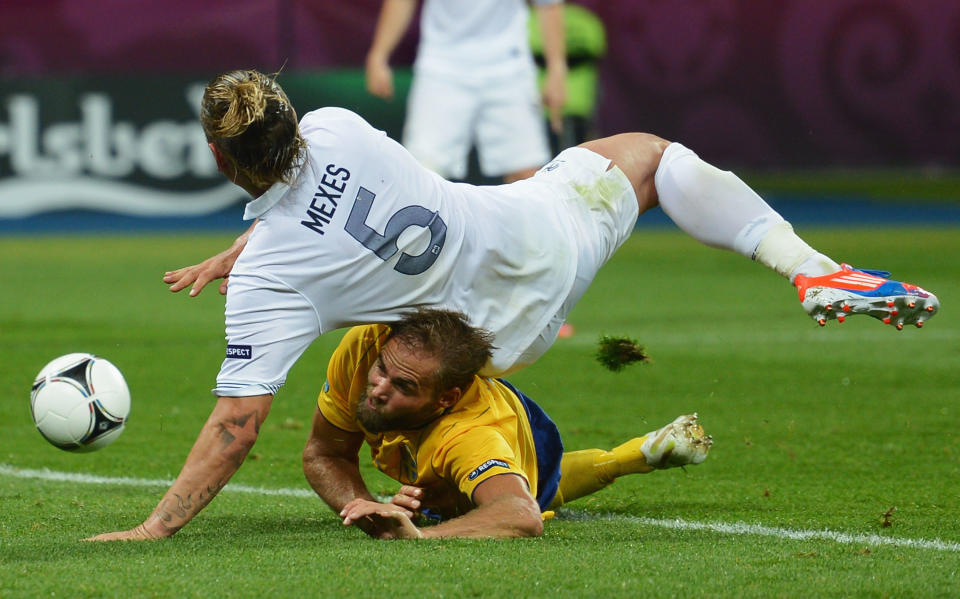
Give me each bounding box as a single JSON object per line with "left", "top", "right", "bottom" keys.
{"left": 519, "top": 516, "right": 544, "bottom": 538}
{"left": 300, "top": 442, "right": 344, "bottom": 494}
{"left": 512, "top": 497, "right": 545, "bottom": 537}
{"left": 301, "top": 442, "right": 320, "bottom": 483}
{"left": 300, "top": 433, "right": 328, "bottom": 475}
{"left": 520, "top": 515, "right": 545, "bottom": 538}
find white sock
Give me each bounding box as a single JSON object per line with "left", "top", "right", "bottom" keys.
{"left": 753, "top": 221, "right": 839, "bottom": 282}
{"left": 655, "top": 143, "right": 780, "bottom": 251}
{"left": 654, "top": 143, "right": 838, "bottom": 281}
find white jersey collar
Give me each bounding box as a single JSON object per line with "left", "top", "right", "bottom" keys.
{"left": 242, "top": 155, "right": 306, "bottom": 221}
{"left": 243, "top": 179, "right": 289, "bottom": 220}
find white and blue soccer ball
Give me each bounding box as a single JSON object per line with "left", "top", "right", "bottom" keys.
{"left": 30, "top": 353, "right": 130, "bottom": 452}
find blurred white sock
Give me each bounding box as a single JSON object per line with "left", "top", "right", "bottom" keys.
{"left": 753, "top": 221, "right": 839, "bottom": 282}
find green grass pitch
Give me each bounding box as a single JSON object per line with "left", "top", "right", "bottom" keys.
{"left": 1, "top": 227, "right": 958, "bottom": 598}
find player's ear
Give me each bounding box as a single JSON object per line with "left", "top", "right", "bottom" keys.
{"left": 437, "top": 387, "right": 461, "bottom": 409}
{"left": 208, "top": 143, "right": 230, "bottom": 174}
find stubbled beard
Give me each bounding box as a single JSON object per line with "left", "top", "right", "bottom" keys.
{"left": 355, "top": 392, "right": 437, "bottom": 433}
{"left": 355, "top": 392, "right": 392, "bottom": 433}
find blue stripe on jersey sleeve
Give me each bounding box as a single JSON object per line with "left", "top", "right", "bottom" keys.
{"left": 497, "top": 379, "right": 564, "bottom": 511}
{"left": 212, "top": 382, "right": 283, "bottom": 397}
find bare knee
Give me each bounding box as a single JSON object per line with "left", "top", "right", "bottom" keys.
{"left": 579, "top": 133, "right": 669, "bottom": 212}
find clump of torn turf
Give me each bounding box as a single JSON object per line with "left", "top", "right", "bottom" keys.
{"left": 596, "top": 335, "right": 650, "bottom": 372}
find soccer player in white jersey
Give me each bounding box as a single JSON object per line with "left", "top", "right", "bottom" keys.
{"left": 88, "top": 70, "right": 938, "bottom": 541}
{"left": 365, "top": 0, "right": 566, "bottom": 182}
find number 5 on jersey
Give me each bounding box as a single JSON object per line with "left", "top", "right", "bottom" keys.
{"left": 344, "top": 187, "right": 447, "bottom": 276}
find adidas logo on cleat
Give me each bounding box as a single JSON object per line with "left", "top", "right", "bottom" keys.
{"left": 794, "top": 264, "right": 939, "bottom": 329}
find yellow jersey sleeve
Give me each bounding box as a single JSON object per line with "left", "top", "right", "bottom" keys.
{"left": 433, "top": 425, "right": 531, "bottom": 505}
{"left": 316, "top": 324, "right": 389, "bottom": 432}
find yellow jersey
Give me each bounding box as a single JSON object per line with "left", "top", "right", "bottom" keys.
{"left": 317, "top": 324, "right": 559, "bottom": 519}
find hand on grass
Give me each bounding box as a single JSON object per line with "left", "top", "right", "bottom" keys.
{"left": 389, "top": 485, "right": 423, "bottom": 512}
{"left": 368, "top": 509, "right": 423, "bottom": 539}
{"left": 84, "top": 523, "right": 161, "bottom": 542}
{"left": 340, "top": 498, "right": 422, "bottom": 539}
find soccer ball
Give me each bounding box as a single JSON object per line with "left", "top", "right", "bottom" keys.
{"left": 30, "top": 353, "right": 130, "bottom": 452}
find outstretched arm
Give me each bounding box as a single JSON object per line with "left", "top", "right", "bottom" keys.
{"left": 302, "top": 407, "right": 416, "bottom": 538}
{"left": 340, "top": 473, "right": 544, "bottom": 539}
{"left": 86, "top": 394, "right": 273, "bottom": 541}
{"left": 365, "top": 0, "right": 418, "bottom": 100}
{"left": 163, "top": 220, "right": 257, "bottom": 297}
{"left": 535, "top": 1, "right": 568, "bottom": 134}
{"left": 302, "top": 407, "right": 374, "bottom": 510}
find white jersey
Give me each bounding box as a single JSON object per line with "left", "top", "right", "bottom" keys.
{"left": 214, "top": 107, "right": 581, "bottom": 396}
{"left": 415, "top": 0, "right": 561, "bottom": 79}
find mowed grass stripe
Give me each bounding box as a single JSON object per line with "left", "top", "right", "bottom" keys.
{"left": 551, "top": 326, "right": 956, "bottom": 349}
{"left": 5, "top": 463, "right": 957, "bottom": 553}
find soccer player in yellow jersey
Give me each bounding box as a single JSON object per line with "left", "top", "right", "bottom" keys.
{"left": 302, "top": 308, "right": 712, "bottom": 539}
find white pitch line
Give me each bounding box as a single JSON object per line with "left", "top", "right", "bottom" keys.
{"left": 0, "top": 463, "right": 315, "bottom": 498}
{"left": 557, "top": 509, "right": 960, "bottom": 553}
{"left": 3, "top": 463, "right": 958, "bottom": 552}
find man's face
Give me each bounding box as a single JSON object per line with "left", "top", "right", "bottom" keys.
{"left": 356, "top": 339, "right": 448, "bottom": 433}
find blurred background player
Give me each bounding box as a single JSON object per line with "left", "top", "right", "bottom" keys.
{"left": 529, "top": 2, "right": 606, "bottom": 338}
{"left": 365, "top": 0, "right": 568, "bottom": 183}
{"left": 305, "top": 309, "right": 713, "bottom": 539}
{"left": 529, "top": 2, "right": 606, "bottom": 155}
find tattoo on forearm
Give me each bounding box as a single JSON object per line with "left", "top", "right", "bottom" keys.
{"left": 217, "top": 411, "right": 261, "bottom": 467}
{"left": 219, "top": 427, "right": 236, "bottom": 447}
{"left": 149, "top": 410, "right": 263, "bottom": 532}
{"left": 217, "top": 411, "right": 259, "bottom": 447}
{"left": 172, "top": 493, "right": 193, "bottom": 517}
{"left": 154, "top": 507, "right": 182, "bottom": 534}
{"left": 154, "top": 479, "right": 226, "bottom": 531}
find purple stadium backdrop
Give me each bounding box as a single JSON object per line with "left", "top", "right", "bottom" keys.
{"left": 1, "top": 0, "right": 958, "bottom": 168}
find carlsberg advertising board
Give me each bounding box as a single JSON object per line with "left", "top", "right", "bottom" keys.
{"left": 0, "top": 76, "right": 246, "bottom": 219}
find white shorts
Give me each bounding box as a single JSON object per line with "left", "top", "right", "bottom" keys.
{"left": 508, "top": 147, "right": 640, "bottom": 372}
{"left": 403, "top": 67, "right": 551, "bottom": 180}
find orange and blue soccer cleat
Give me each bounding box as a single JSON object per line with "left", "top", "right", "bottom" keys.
{"left": 794, "top": 264, "right": 939, "bottom": 329}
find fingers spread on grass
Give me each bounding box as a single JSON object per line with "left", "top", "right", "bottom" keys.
{"left": 390, "top": 485, "right": 422, "bottom": 512}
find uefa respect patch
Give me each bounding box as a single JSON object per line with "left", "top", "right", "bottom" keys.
{"left": 225, "top": 344, "right": 252, "bottom": 359}
{"left": 468, "top": 459, "right": 510, "bottom": 480}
